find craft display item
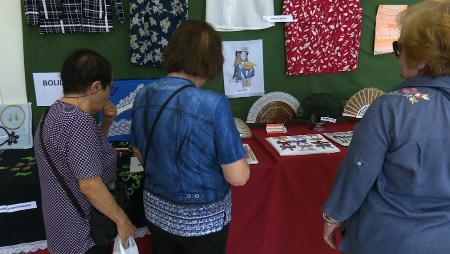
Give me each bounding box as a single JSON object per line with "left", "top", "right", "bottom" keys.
{"left": 243, "top": 144, "right": 258, "bottom": 165}
{"left": 247, "top": 92, "right": 300, "bottom": 123}
{"left": 343, "top": 88, "right": 384, "bottom": 118}
{"left": 223, "top": 40, "right": 265, "bottom": 98}
{"left": 323, "top": 131, "right": 353, "bottom": 147}
{"left": 234, "top": 118, "right": 252, "bottom": 139}
{"left": 266, "top": 123, "right": 287, "bottom": 134}
{"left": 298, "top": 93, "right": 342, "bottom": 131}
{"left": 266, "top": 134, "right": 340, "bottom": 156}
{"left": 0, "top": 103, "right": 33, "bottom": 149}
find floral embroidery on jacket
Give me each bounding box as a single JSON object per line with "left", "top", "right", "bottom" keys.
{"left": 394, "top": 88, "right": 430, "bottom": 104}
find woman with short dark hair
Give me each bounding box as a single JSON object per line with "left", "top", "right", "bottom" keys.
{"left": 322, "top": 1, "right": 450, "bottom": 253}
{"left": 130, "top": 20, "right": 250, "bottom": 254}
{"left": 34, "top": 49, "right": 135, "bottom": 254}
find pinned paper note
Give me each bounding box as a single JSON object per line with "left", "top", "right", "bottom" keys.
{"left": 129, "top": 157, "right": 144, "bottom": 172}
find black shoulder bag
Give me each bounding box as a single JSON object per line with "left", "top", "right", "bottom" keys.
{"left": 39, "top": 109, "right": 131, "bottom": 247}
{"left": 141, "top": 84, "right": 195, "bottom": 168}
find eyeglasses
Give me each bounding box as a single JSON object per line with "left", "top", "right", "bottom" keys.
{"left": 392, "top": 41, "right": 401, "bottom": 57}
{"left": 109, "top": 82, "right": 118, "bottom": 96}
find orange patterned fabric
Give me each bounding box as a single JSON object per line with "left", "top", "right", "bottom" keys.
{"left": 374, "top": 5, "right": 407, "bottom": 55}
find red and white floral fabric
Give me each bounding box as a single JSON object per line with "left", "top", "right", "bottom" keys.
{"left": 283, "top": 0, "right": 363, "bottom": 76}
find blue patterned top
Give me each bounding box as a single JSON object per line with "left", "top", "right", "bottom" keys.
{"left": 144, "top": 190, "right": 232, "bottom": 237}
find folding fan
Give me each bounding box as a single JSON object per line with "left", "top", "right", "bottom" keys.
{"left": 342, "top": 88, "right": 384, "bottom": 118}
{"left": 298, "top": 93, "right": 343, "bottom": 131}
{"left": 234, "top": 118, "right": 252, "bottom": 139}
{"left": 246, "top": 92, "right": 300, "bottom": 123}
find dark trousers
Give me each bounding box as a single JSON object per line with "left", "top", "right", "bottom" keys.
{"left": 148, "top": 222, "right": 229, "bottom": 254}
{"left": 85, "top": 244, "right": 111, "bottom": 254}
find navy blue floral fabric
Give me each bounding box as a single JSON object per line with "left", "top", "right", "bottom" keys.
{"left": 130, "top": 0, "right": 188, "bottom": 67}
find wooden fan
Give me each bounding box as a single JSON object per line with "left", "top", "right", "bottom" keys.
{"left": 342, "top": 88, "right": 384, "bottom": 118}
{"left": 234, "top": 118, "right": 252, "bottom": 139}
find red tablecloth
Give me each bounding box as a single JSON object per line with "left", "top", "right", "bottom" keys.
{"left": 228, "top": 122, "right": 354, "bottom": 254}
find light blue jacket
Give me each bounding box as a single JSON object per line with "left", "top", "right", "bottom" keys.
{"left": 323, "top": 76, "right": 450, "bottom": 254}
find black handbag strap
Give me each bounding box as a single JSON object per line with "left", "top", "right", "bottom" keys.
{"left": 142, "top": 84, "right": 195, "bottom": 168}
{"left": 39, "top": 109, "right": 88, "bottom": 220}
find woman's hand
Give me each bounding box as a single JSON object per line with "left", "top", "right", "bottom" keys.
{"left": 323, "top": 221, "right": 341, "bottom": 249}
{"left": 116, "top": 215, "right": 136, "bottom": 245}
{"left": 99, "top": 101, "right": 117, "bottom": 136}
{"left": 79, "top": 177, "right": 136, "bottom": 245}
{"left": 102, "top": 100, "right": 117, "bottom": 123}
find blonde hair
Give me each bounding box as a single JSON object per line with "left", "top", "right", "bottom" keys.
{"left": 399, "top": 0, "right": 450, "bottom": 77}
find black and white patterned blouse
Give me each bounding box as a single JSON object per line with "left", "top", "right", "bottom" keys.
{"left": 23, "top": 0, "right": 125, "bottom": 34}
{"left": 34, "top": 101, "right": 117, "bottom": 253}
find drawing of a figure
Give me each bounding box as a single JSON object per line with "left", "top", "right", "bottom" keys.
{"left": 232, "top": 47, "right": 256, "bottom": 86}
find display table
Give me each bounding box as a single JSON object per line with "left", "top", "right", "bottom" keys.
{"left": 0, "top": 122, "right": 355, "bottom": 254}
{"left": 0, "top": 149, "right": 46, "bottom": 253}
{"left": 228, "top": 122, "right": 353, "bottom": 254}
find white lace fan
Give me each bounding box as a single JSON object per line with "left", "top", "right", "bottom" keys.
{"left": 246, "top": 92, "right": 300, "bottom": 123}
{"left": 342, "top": 88, "right": 384, "bottom": 118}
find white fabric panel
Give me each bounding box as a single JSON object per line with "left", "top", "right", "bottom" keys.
{"left": 206, "top": 0, "right": 275, "bottom": 31}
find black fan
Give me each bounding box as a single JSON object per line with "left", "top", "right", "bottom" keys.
{"left": 298, "top": 93, "right": 343, "bottom": 131}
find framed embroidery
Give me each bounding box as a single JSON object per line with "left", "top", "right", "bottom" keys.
{"left": 266, "top": 134, "right": 340, "bottom": 156}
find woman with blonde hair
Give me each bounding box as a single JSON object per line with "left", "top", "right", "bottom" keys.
{"left": 322, "top": 1, "right": 450, "bottom": 253}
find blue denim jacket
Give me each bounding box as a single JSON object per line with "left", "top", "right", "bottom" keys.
{"left": 130, "top": 77, "right": 245, "bottom": 203}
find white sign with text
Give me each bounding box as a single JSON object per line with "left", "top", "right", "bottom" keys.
{"left": 33, "top": 72, "right": 63, "bottom": 106}
{"left": 0, "top": 201, "right": 37, "bottom": 213}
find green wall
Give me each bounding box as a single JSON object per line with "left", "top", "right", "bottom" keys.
{"left": 22, "top": 0, "right": 421, "bottom": 129}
